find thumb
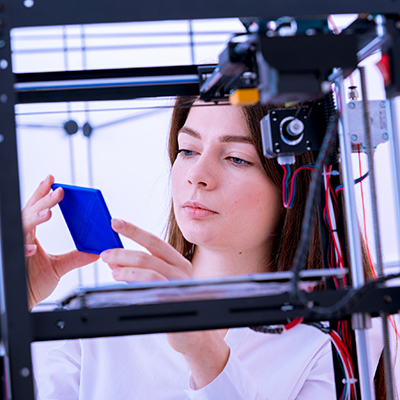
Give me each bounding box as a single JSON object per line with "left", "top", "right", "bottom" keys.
{"left": 54, "top": 250, "right": 100, "bottom": 277}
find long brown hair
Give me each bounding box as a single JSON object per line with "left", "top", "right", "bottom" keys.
{"left": 164, "top": 96, "right": 385, "bottom": 398}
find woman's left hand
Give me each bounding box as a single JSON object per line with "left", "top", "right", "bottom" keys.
{"left": 101, "top": 218, "right": 230, "bottom": 388}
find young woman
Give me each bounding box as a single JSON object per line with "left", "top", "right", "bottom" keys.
{"left": 24, "top": 98, "right": 380, "bottom": 399}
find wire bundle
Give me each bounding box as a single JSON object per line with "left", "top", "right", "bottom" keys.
{"left": 309, "top": 322, "right": 357, "bottom": 400}
{"left": 281, "top": 164, "right": 317, "bottom": 209}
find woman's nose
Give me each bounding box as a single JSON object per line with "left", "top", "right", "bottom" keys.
{"left": 186, "top": 154, "right": 216, "bottom": 189}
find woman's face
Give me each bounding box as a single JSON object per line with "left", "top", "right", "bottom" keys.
{"left": 171, "top": 103, "right": 282, "bottom": 263}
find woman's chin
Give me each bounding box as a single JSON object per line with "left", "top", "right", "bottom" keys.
{"left": 182, "top": 228, "right": 220, "bottom": 248}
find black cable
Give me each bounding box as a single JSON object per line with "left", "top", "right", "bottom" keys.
{"left": 297, "top": 269, "right": 400, "bottom": 321}
{"left": 289, "top": 97, "right": 339, "bottom": 310}
{"left": 252, "top": 272, "right": 400, "bottom": 334}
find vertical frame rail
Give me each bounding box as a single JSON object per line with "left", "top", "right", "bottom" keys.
{"left": 335, "top": 73, "right": 376, "bottom": 400}
{"left": 0, "top": 2, "right": 35, "bottom": 398}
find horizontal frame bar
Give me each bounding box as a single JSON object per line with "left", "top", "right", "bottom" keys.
{"left": 9, "top": 1, "right": 400, "bottom": 29}
{"left": 15, "top": 65, "right": 204, "bottom": 103}
{"left": 32, "top": 285, "right": 400, "bottom": 342}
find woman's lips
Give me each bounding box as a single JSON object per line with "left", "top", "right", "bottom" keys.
{"left": 182, "top": 201, "right": 217, "bottom": 218}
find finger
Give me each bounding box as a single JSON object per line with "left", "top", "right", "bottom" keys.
{"left": 53, "top": 250, "right": 100, "bottom": 278}
{"left": 28, "top": 186, "right": 64, "bottom": 215}
{"left": 111, "top": 219, "right": 190, "bottom": 268}
{"left": 101, "top": 249, "right": 188, "bottom": 279}
{"left": 25, "top": 244, "right": 37, "bottom": 257}
{"left": 112, "top": 266, "right": 168, "bottom": 283}
{"left": 24, "top": 175, "right": 55, "bottom": 208}
{"left": 22, "top": 208, "right": 52, "bottom": 236}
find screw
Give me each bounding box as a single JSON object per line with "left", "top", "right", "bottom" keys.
{"left": 380, "top": 101, "right": 386, "bottom": 108}
{"left": 351, "top": 134, "right": 358, "bottom": 142}
{"left": 20, "top": 367, "right": 30, "bottom": 377}
{"left": 56, "top": 320, "right": 65, "bottom": 329}
{"left": 0, "top": 59, "right": 7, "bottom": 69}
{"left": 348, "top": 86, "right": 359, "bottom": 100}
{"left": 0, "top": 40, "right": 5, "bottom": 49}
{"left": 382, "top": 133, "right": 389, "bottom": 140}
{"left": 348, "top": 102, "right": 355, "bottom": 109}
{"left": 0, "top": 93, "right": 7, "bottom": 103}
{"left": 81, "top": 313, "right": 88, "bottom": 322}
{"left": 383, "top": 295, "right": 392, "bottom": 303}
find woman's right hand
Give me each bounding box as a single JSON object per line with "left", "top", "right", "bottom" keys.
{"left": 22, "top": 175, "right": 99, "bottom": 309}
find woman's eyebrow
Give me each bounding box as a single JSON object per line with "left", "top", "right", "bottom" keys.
{"left": 220, "top": 135, "right": 253, "bottom": 144}
{"left": 178, "top": 126, "right": 200, "bottom": 139}
{"left": 178, "top": 126, "right": 253, "bottom": 144}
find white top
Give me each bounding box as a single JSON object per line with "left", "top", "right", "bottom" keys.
{"left": 35, "top": 325, "right": 336, "bottom": 400}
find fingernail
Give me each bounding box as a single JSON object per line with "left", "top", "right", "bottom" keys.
{"left": 101, "top": 250, "right": 110, "bottom": 261}
{"left": 112, "top": 269, "right": 120, "bottom": 278}
{"left": 40, "top": 175, "right": 50, "bottom": 185}
{"left": 39, "top": 209, "right": 48, "bottom": 217}
{"left": 25, "top": 244, "right": 36, "bottom": 252}
{"left": 112, "top": 219, "right": 125, "bottom": 229}
{"left": 50, "top": 187, "right": 60, "bottom": 197}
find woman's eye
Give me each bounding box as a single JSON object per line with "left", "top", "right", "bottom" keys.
{"left": 229, "top": 157, "right": 251, "bottom": 166}
{"left": 177, "top": 149, "right": 194, "bottom": 157}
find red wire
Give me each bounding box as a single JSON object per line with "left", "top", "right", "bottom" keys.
{"left": 287, "top": 166, "right": 315, "bottom": 206}
{"left": 330, "top": 330, "right": 356, "bottom": 398}
{"left": 330, "top": 333, "right": 354, "bottom": 399}
{"left": 324, "top": 166, "right": 345, "bottom": 271}
{"left": 389, "top": 318, "right": 400, "bottom": 340}
{"left": 282, "top": 164, "right": 288, "bottom": 207}
{"left": 284, "top": 317, "right": 304, "bottom": 330}
{"left": 344, "top": 321, "right": 352, "bottom": 354}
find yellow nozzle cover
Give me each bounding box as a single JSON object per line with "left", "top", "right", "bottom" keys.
{"left": 229, "top": 88, "right": 260, "bottom": 106}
